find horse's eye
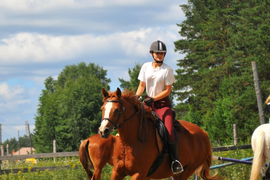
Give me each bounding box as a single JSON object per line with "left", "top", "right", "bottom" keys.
{"left": 114, "top": 109, "right": 120, "bottom": 114}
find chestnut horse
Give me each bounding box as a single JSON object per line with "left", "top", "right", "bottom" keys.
{"left": 79, "top": 134, "right": 119, "bottom": 180}
{"left": 250, "top": 123, "right": 270, "bottom": 180}
{"left": 98, "top": 88, "right": 220, "bottom": 180}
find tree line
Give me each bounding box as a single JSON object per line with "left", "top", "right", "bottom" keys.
{"left": 3, "top": 0, "right": 270, "bottom": 152}
{"left": 173, "top": 0, "right": 270, "bottom": 144}
{"left": 2, "top": 135, "right": 33, "bottom": 153}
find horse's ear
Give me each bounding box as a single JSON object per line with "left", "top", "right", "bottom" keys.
{"left": 102, "top": 88, "right": 109, "bottom": 97}
{"left": 116, "top": 88, "right": 121, "bottom": 98}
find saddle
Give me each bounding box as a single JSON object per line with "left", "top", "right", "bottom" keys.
{"left": 146, "top": 110, "right": 181, "bottom": 177}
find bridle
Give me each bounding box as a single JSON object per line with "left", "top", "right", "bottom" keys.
{"left": 101, "top": 99, "right": 141, "bottom": 130}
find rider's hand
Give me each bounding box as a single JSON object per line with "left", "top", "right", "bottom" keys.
{"left": 135, "top": 95, "right": 142, "bottom": 100}
{"left": 144, "top": 97, "right": 154, "bottom": 106}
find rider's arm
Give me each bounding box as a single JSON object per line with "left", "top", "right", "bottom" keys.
{"left": 152, "top": 84, "right": 172, "bottom": 101}
{"left": 136, "top": 81, "right": 146, "bottom": 96}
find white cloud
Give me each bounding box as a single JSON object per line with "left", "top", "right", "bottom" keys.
{"left": 0, "top": 99, "right": 31, "bottom": 113}
{"left": 0, "top": 33, "right": 81, "bottom": 63}
{"left": 0, "top": 82, "right": 24, "bottom": 100}
{"left": 0, "top": 0, "right": 80, "bottom": 12}
{"left": 0, "top": 27, "right": 181, "bottom": 65}
{"left": 0, "top": 0, "right": 176, "bottom": 13}
{"left": 13, "top": 125, "right": 26, "bottom": 131}
{"left": 0, "top": 82, "right": 39, "bottom": 114}
{"left": 154, "top": 5, "right": 185, "bottom": 23}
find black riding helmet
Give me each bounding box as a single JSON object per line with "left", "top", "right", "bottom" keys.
{"left": 149, "top": 40, "right": 167, "bottom": 63}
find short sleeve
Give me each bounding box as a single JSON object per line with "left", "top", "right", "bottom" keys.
{"left": 138, "top": 63, "right": 147, "bottom": 82}
{"left": 165, "top": 68, "right": 175, "bottom": 85}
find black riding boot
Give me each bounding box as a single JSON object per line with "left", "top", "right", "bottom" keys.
{"left": 169, "top": 140, "right": 184, "bottom": 174}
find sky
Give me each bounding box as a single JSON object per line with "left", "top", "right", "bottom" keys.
{"left": 0, "top": 0, "right": 188, "bottom": 143}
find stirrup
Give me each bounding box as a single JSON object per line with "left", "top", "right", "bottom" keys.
{"left": 171, "top": 160, "right": 184, "bottom": 175}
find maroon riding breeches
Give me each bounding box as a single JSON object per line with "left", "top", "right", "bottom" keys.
{"left": 147, "top": 96, "right": 175, "bottom": 142}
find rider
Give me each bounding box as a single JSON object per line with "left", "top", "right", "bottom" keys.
{"left": 136, "top": 40, "right": 184, "bottom": 174}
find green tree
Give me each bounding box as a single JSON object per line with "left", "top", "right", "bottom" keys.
{"left": 3, "top": 137, "right": 18, "bottom": 153}
{"left": 174, "top": 0, "right": 237, "bottom": 115}
{"left": 3, "top": 135, "right": 33, "bottom": 153}
{"left": 33, "top": 62, "right": 110, "bottom": 152}
{"left": 174, "top": 0, "right": 270, "bottom": 143}
{"left": 118, "top": 63, "right": 142, "bottom": 92}
{"left": 54, "top": 76, "right": 104, "bottom": 151}
{"left": 118, "top": 62, "right": 147, "bottom": 101}
{"left": 33, "top": 76, "right": 59, "bottom": 152}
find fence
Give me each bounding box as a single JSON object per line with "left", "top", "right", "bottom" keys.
{"left": 194, "top": 144, "right": 252, "bottom": 180}
{"left": 0, "top": 144, "right": 252, "bottom": 176}
{"left": 0, "top": 151, "right": 79, "bottom": 175}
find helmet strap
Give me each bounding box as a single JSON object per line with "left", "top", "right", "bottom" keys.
{"left": 151, "top": 53, "right": 163, "bottom": 64}
{"left": 154, "top": 58, "right": 163, "bottom": 64}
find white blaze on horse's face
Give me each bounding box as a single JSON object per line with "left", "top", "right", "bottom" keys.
{"left": 99, "top": 102, "right": 113, "bottom": 132}
{"left": 104, "top": 102, "right": 113, "bottom": 119}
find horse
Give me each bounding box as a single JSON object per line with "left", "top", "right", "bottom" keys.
{"left": 79, "top": 134, "right": 119, "bottom": 180}
{"left": 250, "top": 123, "right": 270, "bottom": 180}
{"left": 98, "top": 88, "right": 220, "bottom": 180}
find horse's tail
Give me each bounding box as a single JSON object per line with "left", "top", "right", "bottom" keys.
{"left": 79, "top": 139, "right": 93, "bottom": 179}
{"left": 196, "top": 132, "right": 221, "bottom": 180}
{"left": 196, "top": 150, "right": 220, "bottom": 180}
{"left": 250, "top": 131, "right": 265, "bottom": 180}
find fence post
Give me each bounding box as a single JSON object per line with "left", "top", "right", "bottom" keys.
{"left": 252, "top": 61, "right": 266, "bottom": 124}
{"left": 28, "top": 124, "right": 32, "bottom": 154}
{"left": 53, "top": 140, "right": 56, "bottom": 164}
{"left": 0, "top": 145, "right": 3, "bottom": 174}
{"left": 6, "top": 144, "right": 9, "bottom": 166}
{"left": 233, "top": 124, "right": 238, "bottom": 146}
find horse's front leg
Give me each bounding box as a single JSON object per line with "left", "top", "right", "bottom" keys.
{"left": 111, "top": 169, "right": 126, "bottom": 180}
{"left": 131, "top": 173, "right": 149, "bottom": 180}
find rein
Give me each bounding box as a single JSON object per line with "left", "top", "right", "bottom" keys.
{"left": 138, "top": 102, "right": 148, "bottom": 143}
{"left": 101, "top": 99, "right": 148, "bottom": 143}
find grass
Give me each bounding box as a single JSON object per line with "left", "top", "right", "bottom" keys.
{"left": 210, "top": 148, "right": 253, "bottom": 180}
{"left": 1, "top": 157, "right": 88, "bottom": 180}
{"left": 0, "top": 147, "right": 255, "bottom": 180}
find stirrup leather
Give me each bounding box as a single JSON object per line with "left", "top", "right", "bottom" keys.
{"left": 171, "top": 160, "right": 184, "bottom": 174}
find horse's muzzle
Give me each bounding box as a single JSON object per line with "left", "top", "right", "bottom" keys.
{"left": 98, "top": 128, "right": 111, "bottom": 139}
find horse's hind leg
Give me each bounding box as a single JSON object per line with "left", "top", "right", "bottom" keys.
{"left": 92, "top": 168, "right": 102, "bottom": 180}
{"left": 265, "top": 162, "right": 270, "bottom": 180}
{"left": 262, "top": 166, "right": 266, "bottom": 180}
{"left": 261, "top": 158, "right": 266, "bottom": 180}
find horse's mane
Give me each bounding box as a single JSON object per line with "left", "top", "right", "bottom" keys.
{"left": 121, "top": 89, "right": 141, "bottom": 110}
{"left": 121, "top": 89, "right": 153, "bottom": 119}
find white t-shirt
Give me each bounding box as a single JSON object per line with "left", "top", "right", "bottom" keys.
{"left": 138, "top": 62, "right": 175, "bottom": 97}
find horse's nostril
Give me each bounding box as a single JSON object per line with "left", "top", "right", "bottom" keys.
{"left": 104, "top": 128, "right": 110, "bottom": 135}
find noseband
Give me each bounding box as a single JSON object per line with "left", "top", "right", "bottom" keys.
{"left": 101, "top": 99, "right": 141, "bottom": 130}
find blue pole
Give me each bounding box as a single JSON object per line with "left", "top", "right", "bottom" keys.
{"left": 217, "top": 156, "right": 254, "bottom": 165}
{"left": 211, "top": 156, "right": 268, "bottom": 169}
